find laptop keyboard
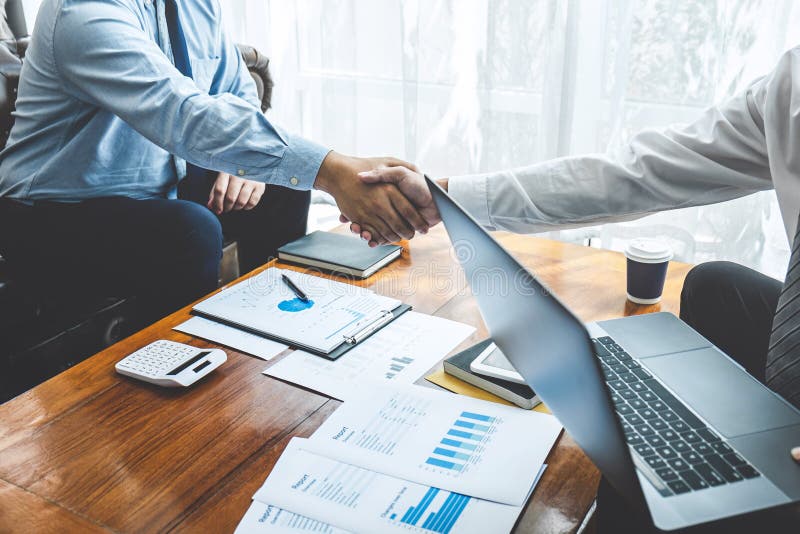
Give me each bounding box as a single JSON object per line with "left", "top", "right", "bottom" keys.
{"left": 594, "top": 336, "right": 761, "bottom": 497}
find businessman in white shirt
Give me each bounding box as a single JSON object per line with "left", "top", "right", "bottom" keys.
{"left": 348, "top": 47, "right": 800, "bottom": 532}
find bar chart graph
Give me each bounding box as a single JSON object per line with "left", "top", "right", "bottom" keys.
{"left": 424, "top": 411, "right": 498, "bottom": 473}
{"left": 394, "top": 486, "right": 472, "bottom": 534}
{"left": 385, "top": 355, "right": 415, "bottom": 379}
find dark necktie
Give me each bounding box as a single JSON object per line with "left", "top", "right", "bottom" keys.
{"left": 159, "top": 0, "right": 191, "bottom": 189}
{"left": 766, "top": 215, "right": 800, "bottom": 408}
{"left": 164, "top": 0, "right": 193, "bottom": 79}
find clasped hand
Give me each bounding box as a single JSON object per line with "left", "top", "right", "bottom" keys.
{"left": 314, "top": 152, "right": 441, "bottom": 247}
{"left": 205, "top": 153, "right": 441, "bottom": 248}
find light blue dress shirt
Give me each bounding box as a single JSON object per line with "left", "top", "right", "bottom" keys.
{"left": 0, "top": 0, "right": 329, "bottom": 201}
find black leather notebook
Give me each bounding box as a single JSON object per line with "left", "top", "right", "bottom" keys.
{"left": 277, "top": 231, "right": 402, "bottom": 278}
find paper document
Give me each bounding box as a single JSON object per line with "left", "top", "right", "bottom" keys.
{"left": 302, "top": 383, "right": 562, "bottom": 505}
{"left": 193, "top": 268, "right": 401, "bottom": 353}
{"left": 251, "top": 438, "right": 543, "bottom": 534}
{"left": 235, "top": 501, "right": 350, "bottom": 534}
{"left": 174, "top": 317, "right": 288, "bottom": 360}
{"left": 264, "top": 312, "right": 474, "bottom": 400}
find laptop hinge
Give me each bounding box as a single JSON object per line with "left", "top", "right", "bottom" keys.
{"left": 630, "top": 448, "right": 673, "bottom": 497}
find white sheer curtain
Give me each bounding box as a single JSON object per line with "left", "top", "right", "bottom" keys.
{"left": 218, "top": 0, "right": 794, "bottom": 279}
{"left": 19, "top": 0, "right": 795, "bottom": 278}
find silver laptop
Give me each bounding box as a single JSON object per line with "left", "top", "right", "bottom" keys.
{"left": 427, "top": 176, "right": 800, "bottom": 530}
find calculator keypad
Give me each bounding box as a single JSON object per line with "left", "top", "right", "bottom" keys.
{"left": 117, "top": 340, "right": 202, "bottom": 377}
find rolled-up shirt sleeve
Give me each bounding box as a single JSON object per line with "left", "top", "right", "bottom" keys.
{"left": 52, "top": 1, "right": 328, "bottom": 190}
{"left": 449, "top": 74, "right": 774, "bottom": 233}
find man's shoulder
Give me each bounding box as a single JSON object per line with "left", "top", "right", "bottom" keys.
{"left": 773, "top": 46, "right": 800, "bottom": 70}
{"left": 55, "top": 0, "right": 222, "bottom": 20}
{"left": 59, "top": 0, "right": 138, "bottom": 10}
{"left": 50, "top": 0, "right": 146, "bottom": 33}
{"left": 761, "top": 46, "right": 800, "bottom": 93}
{"left": 48, "top": 0, "right": 142, "bottom": 27}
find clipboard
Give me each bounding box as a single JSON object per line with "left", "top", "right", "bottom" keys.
{"left": 192, "top": 302, "right": 413, "bottom": 361}
{"left": 190, "top": 267, "right": 413, "bottom": 360}
{"left": 325, "top": 302, "right": 412, "bottom": 360}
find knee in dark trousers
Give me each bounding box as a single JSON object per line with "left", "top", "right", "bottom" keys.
{"left": 178, "top": 166, "right": 312, "bottom": 274}
{"left": 155, "top": 200, "right": 223, "bottom": 305}
{"left": 168, "top": 200, "right": 224, "bottom": 267}
{"left": 679, "top": 261, "right": 781, "bottom": 380}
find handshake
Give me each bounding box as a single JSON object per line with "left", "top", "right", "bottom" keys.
{"left": 313, "top": 151, "right": 443, "bottom": 248}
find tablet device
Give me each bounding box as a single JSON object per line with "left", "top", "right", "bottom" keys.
{"left": 469, "top": 342, "right": 526, "bottom": 384}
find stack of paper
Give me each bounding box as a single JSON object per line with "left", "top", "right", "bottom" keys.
{"left": 174, "top": 316, "right": 288, "bottom": 360}
{"left": 236, "top": 383, "right": 562, "bottom": 533}
{"left": 237, "top": 438, "right": 547, "bottom": 534}
{"left": 264, "top": 312, "right": 474, "bottom": 400}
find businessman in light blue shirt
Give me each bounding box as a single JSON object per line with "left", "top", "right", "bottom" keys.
{"left": 0, "top": 0, "right": 436, "bottom": 317}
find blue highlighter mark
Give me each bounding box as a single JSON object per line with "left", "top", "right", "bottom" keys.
{"left": 278, "top": 298, "right": 314, "bottom": 312}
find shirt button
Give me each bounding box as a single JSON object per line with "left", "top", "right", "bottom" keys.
{"left": 237, "top": 169, "right": 246, "bottom": 176}
{"left": 290, "top": 176, "right": 299, "bottom": 186}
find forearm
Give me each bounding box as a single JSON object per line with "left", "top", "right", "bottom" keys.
{"left": 54, "top": 3, "right": 327, "bottom": 190}
{"left": 449, "top": 96, "right": 773, "bottom": 233}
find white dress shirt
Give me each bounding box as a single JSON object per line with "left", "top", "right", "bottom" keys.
{"left": 449, "top": 47, "right": 800, "bottom": 246}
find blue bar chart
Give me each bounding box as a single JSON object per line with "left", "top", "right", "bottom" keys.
{"left": 420, "top": 492, "right": 471, "bottom": 533}
{"left": 424, "top": 411, "right": 497, "bottom": 474}
{"left": 395, "top": 486, "right": 472, "bottom": 534}
{"left": 385, "top": 355, "right": 415, "bottom": 379}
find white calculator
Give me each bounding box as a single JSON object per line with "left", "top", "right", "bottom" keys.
{"left": 115, "top": 340, "right": 227, "bottom": 387}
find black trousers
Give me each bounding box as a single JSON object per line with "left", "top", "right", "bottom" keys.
{"left": 0, "top": 168, "right": 310, "bottom": 320}
{"left": 597, "top": 261, "right": 792, "bottom": 533}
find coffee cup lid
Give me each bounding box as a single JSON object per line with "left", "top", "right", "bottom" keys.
{"left": 625, "top": 238, "right": 673, "bottom": 264}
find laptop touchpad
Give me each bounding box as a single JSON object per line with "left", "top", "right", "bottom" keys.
{"left": 644, "top": 347, "right": 800, "bottom": 437}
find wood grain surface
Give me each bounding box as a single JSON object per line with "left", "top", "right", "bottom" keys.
{"left": 0, "top": 225, "right": 692, "bottom": 533}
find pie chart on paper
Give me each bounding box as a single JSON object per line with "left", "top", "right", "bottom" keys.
{"left": 278, "top": 298, "right": 315, "bottom": 312}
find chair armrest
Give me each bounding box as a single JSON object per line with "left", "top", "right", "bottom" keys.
{"left": 236, "top": 44, "right": 273, "bottom": 113}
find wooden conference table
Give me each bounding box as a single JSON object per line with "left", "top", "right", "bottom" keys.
{"left": 0, "top": 225, "right": 691, "bottom": 533}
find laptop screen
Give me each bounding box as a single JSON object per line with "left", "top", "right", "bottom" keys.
{"left": 426, "top": 175, "right": 646, "bottom": 509}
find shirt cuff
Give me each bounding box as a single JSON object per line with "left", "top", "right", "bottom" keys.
{"left": 271, "top": 132, "right": 330, "bottom": 190}
{"left": 448, "top": 174, "right": 492, "bottom": 228}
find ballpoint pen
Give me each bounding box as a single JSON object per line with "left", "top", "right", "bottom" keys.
{"left": 281, "top": 273, "right": 309, "bottom": 302}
